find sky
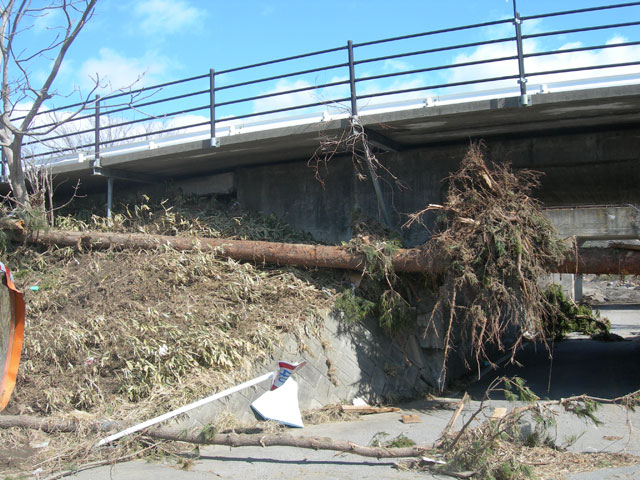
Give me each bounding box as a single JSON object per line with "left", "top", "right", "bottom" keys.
{"left": 11, "top": 0, "right": 640, "bottom": 151}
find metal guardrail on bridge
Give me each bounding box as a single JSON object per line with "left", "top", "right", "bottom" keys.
{"left": 5, "top": 1, "right": 640, "bottom": 174}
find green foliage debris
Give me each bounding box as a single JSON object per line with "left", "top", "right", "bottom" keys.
{"left": 543, "top": 284, "right": 610, "bottom": 339}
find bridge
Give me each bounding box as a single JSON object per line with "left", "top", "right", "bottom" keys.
{"left": 2, "top": 2, "right": 640, "bottom": 249}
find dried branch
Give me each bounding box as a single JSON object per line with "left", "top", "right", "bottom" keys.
{"left": 147, "top": 428, "right": 433, "bottom": 459}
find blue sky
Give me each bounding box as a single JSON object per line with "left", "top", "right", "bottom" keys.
{"left": 50, "top": 0, "right": 638, "bottom": 90}
{"left": 15, "top": 0, "right": 640, "bottom": 146}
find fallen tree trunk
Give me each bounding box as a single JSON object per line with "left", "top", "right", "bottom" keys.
{"left": 9, "top": 228, "right": 640, "bottom": 274}
{"left": 556, "top": 248, "right": 640, "bottom": 275}
{"left": 18, "top": 229, "right": 447, "bottom": 272}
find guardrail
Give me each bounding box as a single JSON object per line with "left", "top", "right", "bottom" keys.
{"left": 7, "top": 1, "right": 640, "bottom": 173}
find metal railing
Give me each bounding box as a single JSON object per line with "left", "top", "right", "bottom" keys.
{"left": 8, "top": 1, "right": 640, "bottom": 173}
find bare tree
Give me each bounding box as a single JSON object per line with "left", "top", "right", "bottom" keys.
{"left": 0, "top": 0, "right": 98, "bottom": 209}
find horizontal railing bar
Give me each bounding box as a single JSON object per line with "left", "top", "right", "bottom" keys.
{"left": 525, "top": 40, "right": 640, "bottom": 59}
{"left": 100, "top": 74, "right": 209, "bottom": 102}
{"left": 100, "top": 105, "right": 209, "bottom": 131}
{"left": 103, "top": 89, "right": 209, "bottom": 116}
{"left": 100, "top": 121, "right": 210, "bottom": 146}
{"left": 522, "top": 2, "right": 640, "bottom": 22}
{"left": 14, "top": 76, "right": 207, "bottom": 122}
{"left": 355, "top": 36, "right": 516, "bottom": 66}
{"left": 27, "top": 111, "right": 96, "bottom": 132}
{"left": 215, "top": 46, "right": 347, "bottom": 76}
{"left": 222, "top": 97, "right": 351, "bottom": 122}
{"left": 356, "top": 55, "right": 518, "bottom": 84}
{"left": 356, "top": 74, "right": 520, "bottom": 101}
{"left": 353, "top": 18, "right": 512, "bottom": 48}
{"left": 526, "top": 60, "right": 640, "bottom": 79}
{"left": 216, "top": 80, "right": 350, "bottom": 108}
{"left": 23, "top": 126, "right": 95, "bottom": 146}
{"left": 523, "top": 21, "right": 640, "bottom": 41}
{"left": 215, "top": 63, "right": 348, "bottom": 92}
{"left": 11, "top": 98, "right": 97, "bottom": 122}
{"left": 24, "top": 142, "right": 93, "bottom": 159}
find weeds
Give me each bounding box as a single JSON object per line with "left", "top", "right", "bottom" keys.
{"left": 543, "top": 284, "right": 609, "bottom": 339}
{"left": 369, "top": 432, "right": 416, "bottom": 449}
{"left": 333, "top": 288, "right": 375, "bottom": 324}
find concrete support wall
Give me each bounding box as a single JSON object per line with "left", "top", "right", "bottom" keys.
{"left": 237, "top": 145, "right": 465, "bottom": 245}
{"left": 237, "top": 128, "right": 640, "bottom": 245}
{"left": 174, "top": 310, "right": 450, "bottom": 430}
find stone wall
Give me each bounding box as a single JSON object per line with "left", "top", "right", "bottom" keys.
{"left": 174, "top": 308, "right": 456, "bottom": 431}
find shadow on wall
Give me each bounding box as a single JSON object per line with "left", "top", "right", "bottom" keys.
{"left": 332, "top": 313, "right": 449, "bottom": 403}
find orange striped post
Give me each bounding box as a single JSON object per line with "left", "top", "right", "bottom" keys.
{"left": 0, "top": 263, "right": 25, "bottom": 411}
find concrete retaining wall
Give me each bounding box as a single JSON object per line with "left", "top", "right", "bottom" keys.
{"left": 174, "top": 308, "right": 455, "bottom": 431}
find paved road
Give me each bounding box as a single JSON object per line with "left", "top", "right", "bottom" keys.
{"left": 468, "top": 305, "right": 640, "bottom": 400}
{"left": 66, "top": 307, "right": 640, "bottom": 480}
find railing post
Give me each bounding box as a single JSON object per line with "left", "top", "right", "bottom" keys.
{"left": 106, "top": 176, "right": 114, "bottom": 222}
{"left": 347, "top": 40, "right": 359, "bottom": 116}
{"left": 210, "top": 68, "right": 219, "bottom": 147}
{"left": 512, "top": 0, "right": 528, "bottom": 106}
{"left": 94, "top": 94, "right": 101, "bottom": 166}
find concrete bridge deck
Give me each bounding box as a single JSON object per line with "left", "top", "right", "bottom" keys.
{"left": 40, "top": 82, "right": 640, "bottom": 194}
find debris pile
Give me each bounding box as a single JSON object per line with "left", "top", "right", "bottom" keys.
{"left": 406, "top": 143, "right": 567, "bottom": 378}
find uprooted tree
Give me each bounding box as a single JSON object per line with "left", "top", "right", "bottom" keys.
{"left": 406, "top": 143, "right": 567, "bottom": 380}
{"left": 0, "top": 0, "right": 99, "bottom": 209}
{"left": 318, "top": 137, "right": 575, "bottom": 385}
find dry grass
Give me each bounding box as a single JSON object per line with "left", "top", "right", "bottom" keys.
{"left": 9, "top": 247, "right": 337, "bottom": 416}
{"left": 0, "top": 195, "right": 343, "bottom": 477}
{"left": 54, "top": 192, "right": 315, "bottom": 243}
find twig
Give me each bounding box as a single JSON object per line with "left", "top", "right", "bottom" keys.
{"left": 43, "top": 444, "right": 158, "bottom": 480}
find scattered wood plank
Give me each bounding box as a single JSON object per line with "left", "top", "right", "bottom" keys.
{"left": 401, "top": 414, "right": 422, "bottom": 424}
{"left": 490, "top": 407, "right": 507, "bottom": 420}
{"left": 438, "top": 393, "right": 469, "bottom": 441}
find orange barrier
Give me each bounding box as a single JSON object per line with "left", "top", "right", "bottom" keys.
{"left": 0, "top": 263, "right": 25, "bottom": 411}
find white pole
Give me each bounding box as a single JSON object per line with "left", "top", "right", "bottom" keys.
{"left": 97, "top": 371, "right": 274, "bottom": 446}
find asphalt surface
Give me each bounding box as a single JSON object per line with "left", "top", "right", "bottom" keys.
{"left": 66, "top": 306, "right": 640, "bottom": 480}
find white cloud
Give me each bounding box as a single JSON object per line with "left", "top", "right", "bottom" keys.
{"left": 133, "top": 0, "right": 204, "bottom": 36}
{"left": 383, "top": 59, "right": 411, "bottom": 72}
{"left": 525, "top": 38, "right": 640, "bottom": 86}
{"left": 79, "top": 48, "right": 172, "bottom": 92}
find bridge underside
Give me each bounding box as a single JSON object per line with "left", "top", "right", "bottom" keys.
{"left": 3, "top": 84, "right": 639, "bottom": 245}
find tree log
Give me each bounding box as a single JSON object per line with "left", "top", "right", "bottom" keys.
{"left": 0, "top": 414, "right": 83, "bottom": 433}
{"left": 0, "top": 414, "right": 434, "bottom": 458}
{"left": 22, "top": 229, "right": 446, "bottom": 272}
{"left": 8, "top": 228, "right": 640, "bottom": 274}
{"left": 147, "top": 427, "right": 433, "bottom": 458}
